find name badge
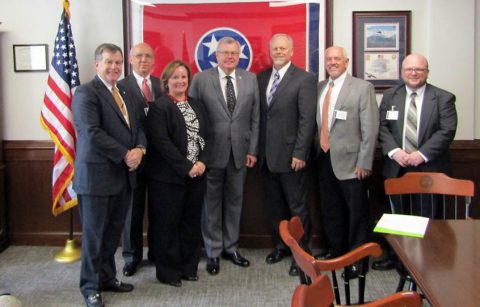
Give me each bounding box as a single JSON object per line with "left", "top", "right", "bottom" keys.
{"left": 386, "top": 110, "right": 399, "bottom": 120}
{"left": 334, "top": 110, "right": 347, "bottom": 120}
{"left": 144, "top": 107, "right": 149, "bottom": 116}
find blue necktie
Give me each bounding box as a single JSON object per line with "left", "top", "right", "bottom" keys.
{"left": 267, "top": 71, "right": 280, "bottom": 106}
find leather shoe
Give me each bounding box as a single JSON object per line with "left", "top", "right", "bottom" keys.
{"left": 289, "top": 262, "right": 299, "bottom": 276}
{"left": 222, "top": 251, "right": 250, "bottom": 267}
{"left": 158, "top": 279, "right": 182, "bottom": 287}
{"left": 84, "top": 293, "right": 104, "bottom": 307}
{"left": 182, "top": 274, "right": 199, "bottom": 281}
{"left": 122, "top": 261, "right": 139, "bottom": 276}
{"left": 265, "top": 248, "right": 290, "bottom": 264}
{"left": 206, "top": 257, "right": 220, "bottom": 275}
{"left": 342, "top": 264, "right": 361, "bottom": 279}
{"left": 101, "top": 279, "right": 134, "bottom": 292}
{"left": 372, "top": 258, "right": 396, "bottom": 271}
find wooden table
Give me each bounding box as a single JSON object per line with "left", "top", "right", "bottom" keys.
{"left": 385, "top": 220, "right": 480, "bottom": 307}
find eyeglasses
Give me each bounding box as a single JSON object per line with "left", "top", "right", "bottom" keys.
{"left": 403, "top": 68, "right": 428, "bottom": 73}
{"left": 217, "top": 51, "right": 240, "bottom": 56}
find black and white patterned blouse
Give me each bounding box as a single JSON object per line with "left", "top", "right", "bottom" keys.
{"left": 176, "top": 100, "right": 205, "bottom": 163}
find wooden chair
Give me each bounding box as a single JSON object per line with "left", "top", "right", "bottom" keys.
{"left": 384, "top": 172, "right": 474, "bottom": 219}
{"left": 280, "top": 217, "right": 383, "bottom": 305}
{"left": 291, "top": 274, "right": 422, "bottom": 307}
{"left": 384, "top": 172, "right": 474, "bottom": 291}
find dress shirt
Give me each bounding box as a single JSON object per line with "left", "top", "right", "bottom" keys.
{"left": 218, "top": 67, "right": 237, "bottom": 104}
{"left": 316, "top": 70, "right": 347, "bottom": 132}
{"left": 132, "top": 71, "right": 153, "bottom": 100}
{"left": 97, "top": 74, "right": 130, "bottom": 124}
{"left": 388, "top": 84, "right": 428, "bottom": 162}
{"left": 266, "top": 61, "right": 291, "bottom": 97}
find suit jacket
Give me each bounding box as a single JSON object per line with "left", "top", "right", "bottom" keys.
{"left": 315, "top": 74, "right": 379, "bottom": 180}
{"left": 379, "top": 83, "right": 457, "bottom": 178}
{"left": 72, "top": 75, "right": 147, "bottom": 195}
{"left": 146, "top": 95, "right": 210, "bottom": 185}
{"left": 118, "top": 74, "right": 162, "bottom": 123}
{"left": 257, "top": 64, "right": 317, "bottom": 173}
{"left": 189, "top": 67, "right": 260, "bottom": 169}
{"left": 118, "top": 73, "right": 161, "bottom": 172}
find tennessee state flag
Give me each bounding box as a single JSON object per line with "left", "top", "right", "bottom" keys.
{"left": 142, "top": 1, "right": 321, "bottom": 76}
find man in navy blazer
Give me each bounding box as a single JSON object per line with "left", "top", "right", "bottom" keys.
{"left": 118, "top": 42, "right": 162, "bottom": 277}
{"left": 374, "top": 53, "right": 457, "bottom": 271}
{"left": 257, "top": 34, "right": 317, "bottom": 276}
{"left": 72, "top": 43, "right": 146, "bottom": 307}
{"left": 189, "top": 37, "right": 260, "bottom": 275}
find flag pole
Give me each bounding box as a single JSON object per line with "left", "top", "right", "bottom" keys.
{"left": 41, "top": 0, "right": 81, "bottom": 263}
{"left": 54, "top": 208, "right": 81, "bottom": 263}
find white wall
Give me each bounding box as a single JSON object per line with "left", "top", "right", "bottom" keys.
{"left": 0, "top": 0, "right": 478, "bottom": 140}
{"left": 0, "top": 0, "right": 124, "bottom": 140}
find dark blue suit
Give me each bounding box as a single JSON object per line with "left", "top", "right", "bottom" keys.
{"left": 147, "top": 95, "right": 210, "bottom": 283}
{"left": 72, "top": 75, "right": 146, "bottom": 297}
{"left": 118, "top": 74, "right": 161, "bottom": 264}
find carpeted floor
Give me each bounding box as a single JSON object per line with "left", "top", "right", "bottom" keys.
{"left": 0, "top": 246, "right": 407, "bottom": 307}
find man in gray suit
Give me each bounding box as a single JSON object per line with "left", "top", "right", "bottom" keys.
{"left": 189, "top": 37, "right": 260, "bottom": 275}
{"left": 257, "top": 33, "right": 317, "bottom": 276}
{"left": 118, "top": 42, "right": 162, "bottom": 277}
{"left": 373, "top": 53, "right": 457, "bottom": 271}
{"left": 72, "top": 43, "right": 146, "bottom": 307}
{"left": 314, "top": 46, "right": 379, "bottom": 277}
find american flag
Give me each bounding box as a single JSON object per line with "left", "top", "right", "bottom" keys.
{"left": 40, "top": 0, "right": 79, "bottom": 216}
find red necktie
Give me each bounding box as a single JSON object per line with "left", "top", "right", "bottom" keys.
{"left": 142, "top": 78, "right": 153, "bottom": 103}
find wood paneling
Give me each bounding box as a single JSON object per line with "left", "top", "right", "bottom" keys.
{"left": 3, "top": 140, "right": 480, "bottom": 247}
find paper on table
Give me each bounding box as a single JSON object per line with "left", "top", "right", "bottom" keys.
{"left": 374, "top": 213, "right": 429, "bottom": 238}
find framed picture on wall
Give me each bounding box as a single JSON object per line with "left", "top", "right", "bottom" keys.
{"left": 352, "top": 11, "right": 411, "bottom": 92}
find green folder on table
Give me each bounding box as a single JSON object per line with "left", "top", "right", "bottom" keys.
{"left": 374, "top": 214, "right": 430, "bottom": 238}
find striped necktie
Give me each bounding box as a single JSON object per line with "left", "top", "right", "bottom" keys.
{"left": 112, "top": 86, "right": 130, "bottom": 127}
{"left": 267, "top": 71, "right": 280, "bottom": 106}
{"left": 404, "top": 92, "right": 418, "bottom": 153}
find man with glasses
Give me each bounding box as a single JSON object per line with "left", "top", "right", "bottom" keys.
{"left": 374, "top": 53, "right": 457, "bottom": 270}
{"left": 118, "top": 42, "right": 162, "bottom": 277}
{"left": 189, "top": 36, "right": 260, "bottom": 276}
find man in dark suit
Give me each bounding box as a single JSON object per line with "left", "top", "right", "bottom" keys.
{"left": 314, "top": 46, "right": 379, "bottom": 277}
{"left": 118, "top": 42, "right": 161, "bottom": 277}
{"left": 189, "top": 37, "right": 260, "bottom": 275}
{"left": 373, "top": 53, "right": 457, "bottom": 270}
{"left": 257, "top": 33, "right": 317, "bottom": 276}
{"left": 72, "top": 43, "right": 146, "bottom": 307}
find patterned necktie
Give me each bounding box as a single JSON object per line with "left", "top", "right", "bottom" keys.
{"left": 320, "top": 81, "right": 334, "bottom": 152}
{"left": 405, "top": 92, "right": 418, "bottom": 153}
{"left": 225, "top": 75, "right": 236, "bottom": 114}
{"left": 267, "top": 71, "right": 280, "bottom": 106}
{"left": 112, "top": 86, "right": 130, "bottom": 127}
{"left": 141, "top": 78, "right": 153, "bottom": 104}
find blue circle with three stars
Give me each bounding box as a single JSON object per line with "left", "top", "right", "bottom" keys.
{"left": 195, "top": 27, "right": 252, "bottom": 72}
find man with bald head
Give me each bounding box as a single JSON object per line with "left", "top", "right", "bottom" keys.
{"left": 374, "top": 53, "right": 457, "bottom": 270}
{"left": 313, "top": 46, "right": 379, "bottom": 278}
{"left": 118, "top": 42, "right": 162, "bottom": 276}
